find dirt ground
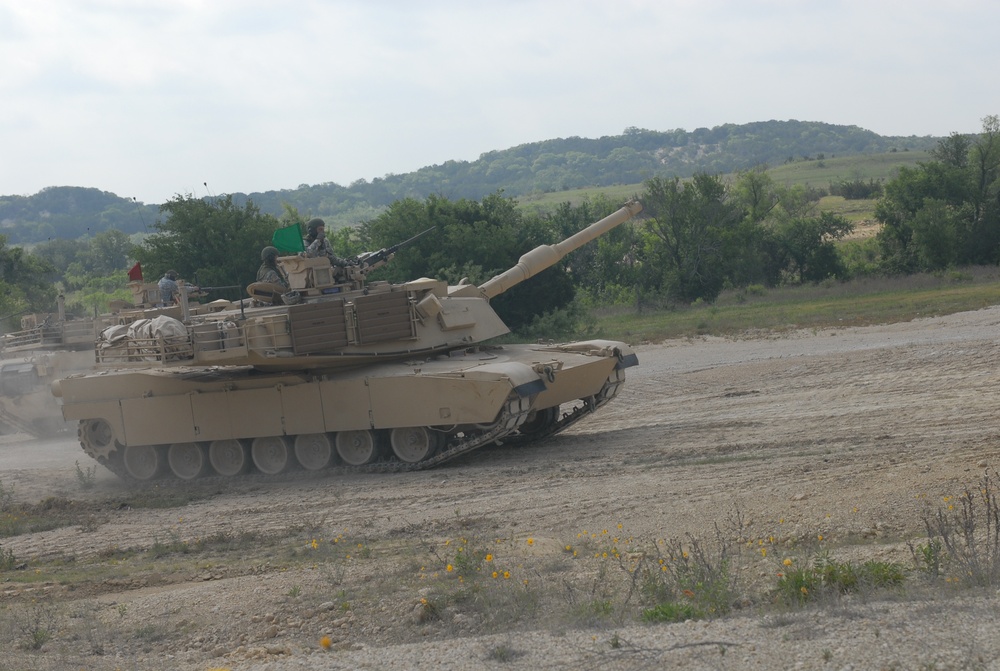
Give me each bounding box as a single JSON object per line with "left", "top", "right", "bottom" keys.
{"left": 2, "top": 306, "right": 1000, "bottom": 670}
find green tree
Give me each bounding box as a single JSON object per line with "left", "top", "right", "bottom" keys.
{"left": 546, "top": 196, "right": 644, "bottom": 303}
{"left": 81, "top": 229, "right": 134, "bottom": 276}
{"left": 135, "top": 194, "right": 279, "bottom": 297}
{"left": 876, "top": 115, "right": 1000, "bottom": 271}
{"left": 641, "top": 173, "right": 744, "bottom": 302}
{"left": 360, "top": 192, "right": 576, "bottom": 333}
{"left": 0, "top": 236, "right": 58, "bottom": 329}
{"left": 776, "top": 211, "right": 853, "bottom": 282}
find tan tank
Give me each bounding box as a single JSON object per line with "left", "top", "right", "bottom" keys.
{"left": 53, "top": 200, "right": 643, "bottom": 481}
{"left": 0, "top": 298, "right": 106, "bottom": 437}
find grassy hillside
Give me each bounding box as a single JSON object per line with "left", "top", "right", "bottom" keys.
{"left": 517, "top": 150, "right": 932, "bottom": 222}
{"left": 766, "top": 150, "right": 931, "bottom": 187}
{"left": 2, "top": 121, "right": 941, "bottom": 243}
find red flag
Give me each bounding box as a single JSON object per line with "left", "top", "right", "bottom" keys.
{"left": 127, "top": 262, "right": 143, "bottom": 281}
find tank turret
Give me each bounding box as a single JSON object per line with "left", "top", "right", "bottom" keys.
{"left": 54, "top": 201, "right": 643, "bottom": 481}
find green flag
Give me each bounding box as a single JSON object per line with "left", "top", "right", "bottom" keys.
{"left": 271, "top": 223, "right": 305, "bottom": 254}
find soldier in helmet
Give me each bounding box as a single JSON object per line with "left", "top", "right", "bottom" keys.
{"left": 256, "top": 246, "right": 289, "bottom": 288}
{"left": 303, "top": 218, "right": 347, "bottom": 267}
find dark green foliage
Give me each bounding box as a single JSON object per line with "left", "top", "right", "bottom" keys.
{"left": 359, "top": 192, "right": 579, "bottom": 333}
{"left": 642, "top": 174, "right": 743, "bottom": 302}
{"left": 0, "top": 236, "right": 58, "bottom": 328}
{"left": 775, "top": 556, "right": 906, "bottom": 604}
{"left": 134, "top": 194, "right": 280, "bottom": 301}
{"left": 778, "top": 211, "right": 853, "bottom": 283}
{"left": 876, "top": 115, "right": 1000, "bottom": 271}
{"left": 830, "top": 178, "right": 884, "bottom": 199}
{"left": 0, "top": 186, "right": 155, "bottom": 243}
{"left": 641, "top": 601, "right": 704, "bottom": 623}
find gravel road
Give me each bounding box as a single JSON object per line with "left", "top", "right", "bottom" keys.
{"left": 2, "top": 307, "right": 1000, "bottom": 670}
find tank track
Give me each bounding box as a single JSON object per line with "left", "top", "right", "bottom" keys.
{"left": 86, "top": 395, "right": 534, "bottom": 485}
{"left": 504, "top": 369, "right": 626, "bottom": 447}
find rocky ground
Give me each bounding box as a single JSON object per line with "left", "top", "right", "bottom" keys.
{"left": 2, "top": 306, "right": 1000, "bottom": 670}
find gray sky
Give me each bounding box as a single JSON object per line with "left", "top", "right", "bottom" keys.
{"left": 3, "top": 0, "right": 998, "bottom": 205}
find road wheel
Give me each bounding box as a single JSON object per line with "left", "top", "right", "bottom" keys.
{"left": 335, "top": 430, "right": 379, "bottom": 466}
{"left": 390, "top": 427, "right": 439, "bottom": 463}
{"left": 251, "top": 436, "right": 292, "bottom": 475}
{"left": 168, "top": 442, "right": 207, "bottom": 480}
{"left": 123, "top": 444, "right": 164, "bottom": 481}
{"left": 294, "top": 433, "right": 333, "bottom": 471}
{"left": 209, "top": 439, "right": 250, "bottom": 476}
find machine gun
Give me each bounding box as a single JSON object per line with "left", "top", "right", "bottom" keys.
{"left": 347, "top": 226, "right": 436, "bottom": 275}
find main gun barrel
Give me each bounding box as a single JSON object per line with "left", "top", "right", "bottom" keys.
{"left": 478, "top": 200, "right": 642, "bottom": 300}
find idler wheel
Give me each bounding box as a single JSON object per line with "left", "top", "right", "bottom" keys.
{"left": 294, "top": 433, "right": 333, "bottom": 471}
{"left": 389, "top": 427, "right": 439, "bottom": 463}
{"left": 251, "top": 436, "right": 292, "bottom": 475}
{"left": 123, "top": 444, "right": 165, "bottom": 481}
{"left": 335, "top": 430, "right": 379, "bottom": 466}
{"left": 209, "top": 439, "right": 250, "bottom": 476}
{"left": 167, "top": 442, "right": 207, "bottom": 480}
{"left": 79, "top": 418, "right": 116, "bottom": 460}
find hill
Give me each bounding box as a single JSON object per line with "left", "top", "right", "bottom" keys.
{"left": 0, "top": 120, "right": 941, "bottom": 244}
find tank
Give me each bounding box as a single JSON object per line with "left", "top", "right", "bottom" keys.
{"left": 53, "top": 200, "right": 643, "bottom": 481}
{"left": 0, "top": 298, "right": 106, "bottom": 437}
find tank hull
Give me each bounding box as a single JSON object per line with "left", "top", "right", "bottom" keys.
{"left": 57, "top": 340, "right": 636, "bottom": 481}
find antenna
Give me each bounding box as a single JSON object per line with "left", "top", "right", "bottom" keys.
{"left": 204, "top": 182, "right": 215, "bottom": 199}
{"left": 132, "top": 197, "right": 148, "bottom": 233}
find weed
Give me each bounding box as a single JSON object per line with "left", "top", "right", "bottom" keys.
{"left": 486, "top": 642, "right": 524, "bottom": 662}
{"left": 16, "top": 603, "right": 56, "bottom": 651}
{"left": 642, "top": 600, "right": 703, "bottom": 623}
{"left": 638, "top": 512, "right": 748, "bottom": 621}
{"left": 149, "top": 531, "right": 189, "bottom": 558}
{"left": 0, "top": 479, "right": 12, "bottom": 508}
{"left": 775, "top": 554, "right": 905, "bottom": 604}
{"left": 74, "top": 460, "right": 97, "bottom": 490}
{"left": 0, "top": 543, "right": 17, "bottom": 570}
{"left": 287, "top": 585, "right": 302, "bottom": 598}
{"left": 415, "top": 596, "right": 441, "bottom": 623}
{"left": 909, "top": 539, "right": 944, "bottom": 579}
{"left": 920, "top": 471, "right": 1000, "bottom": 587}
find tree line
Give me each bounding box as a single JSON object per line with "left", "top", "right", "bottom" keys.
{"left": 0, "top": 120, "right": 939, "bottom": 244}
{"left": 2, "top": 116, "right": 995, "bottom": 337}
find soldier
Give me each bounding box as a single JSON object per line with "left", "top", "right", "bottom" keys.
{"left": 157, "top": 270, "right": 199, "bottom": 306}
{"left": 256, "top": 246, "right": 289, "bottom": 288}
{"left": 303, "top": 218, "right": 347, "bottom": 267}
